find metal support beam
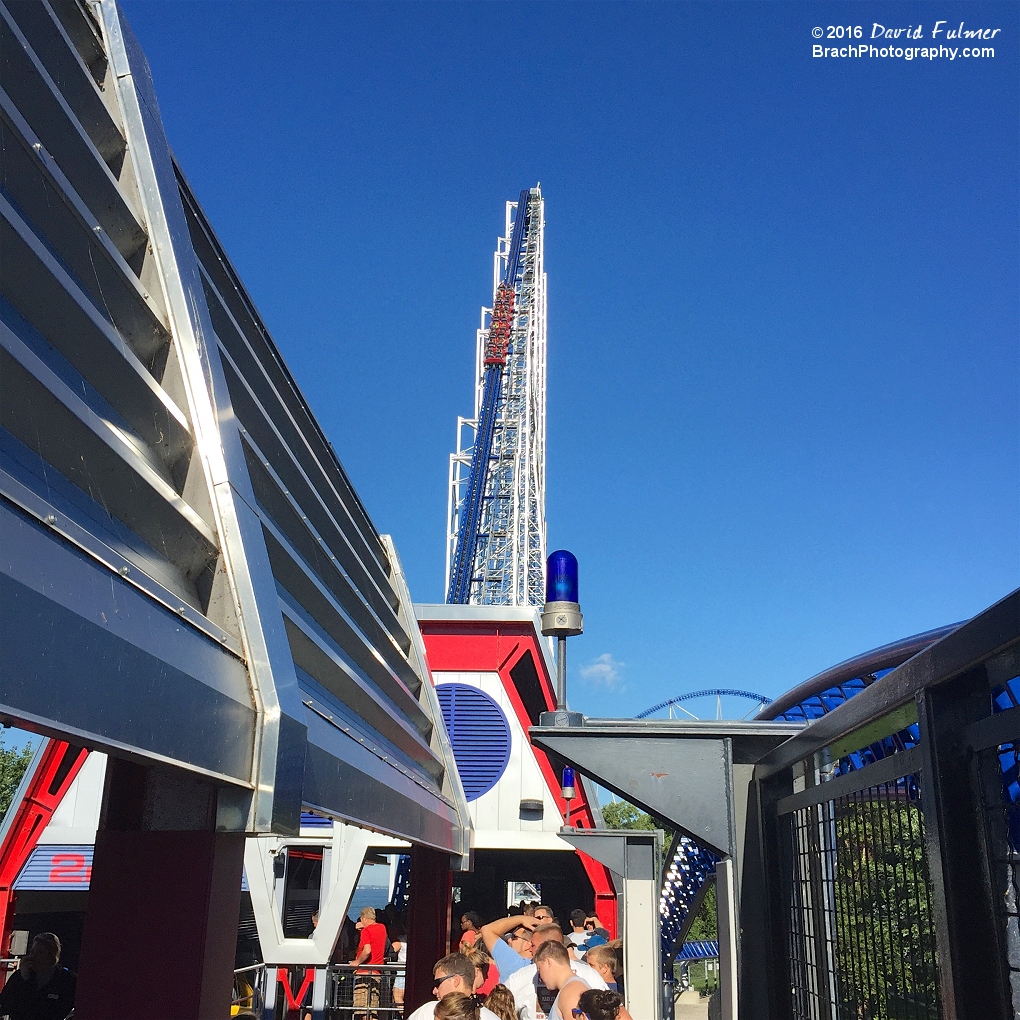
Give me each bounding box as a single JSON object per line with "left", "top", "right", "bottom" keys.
{"left": 561, "top": 830, "right": 662, "bottom": 1020}
{"left": 531, "top": 721, "right": 801, "bottom": 856}
{"left": 917, "top": 667, "right": 1013, "bottom": 1019}
{"left": 716, "top": 859, "right": 739, "bottom": 1020}
{"left": 245, "top": 824, "right": 374, "bottom": 966}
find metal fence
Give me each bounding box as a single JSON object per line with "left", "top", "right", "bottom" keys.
{"left": 236, "top": 963, "right": 406, "bottom": 1019}
{"left": 778, "top": 756, "right": 939, "bottom": 1020}
{"left": 978, "top": 736, "right": 1020, "bottom": 1013}
{"left": 750, "top": 590, "right": 1020, "bottom": 1020}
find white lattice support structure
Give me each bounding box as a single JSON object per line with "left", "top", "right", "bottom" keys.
{"left": 446, "top": 189, "right": 547, "bottom": 607}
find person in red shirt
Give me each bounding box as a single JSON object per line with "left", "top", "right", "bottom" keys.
{"left": 351, "top": 907, "right": 388, "bottom": 1018}
{"left": 466, "top": 945, "right": 500, "bottom": 996}
{"left": 459, "top": 912, "right": 482, "bottom": 951}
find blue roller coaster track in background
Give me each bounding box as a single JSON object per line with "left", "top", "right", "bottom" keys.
{"left": 656, "top": 624, "right": 963, "bottom": 970}
{"left": 447, "top": 189, "right": 532, "bottom": 604}
{"left": 637, "top": 688, "right": 772, "bottom": 719}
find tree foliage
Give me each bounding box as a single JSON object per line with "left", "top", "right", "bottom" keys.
{"left": 0, "top": 735, "right": 35, "bottom": 821}
{"left": 601, "top": 799, "right": 674, "bottom": 844}
{"left": 830, "top": 798, "right": 939, "bottom": 1020}
{"left": 601, "top": 801, "right": 655, "bottom": 830}
{"left": 686, "top": 882, "right": 718, "bottom": 941}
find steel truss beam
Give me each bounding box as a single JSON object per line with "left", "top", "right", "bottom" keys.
{"left": 446, "top": 190, "right": 547, "bottom": 607}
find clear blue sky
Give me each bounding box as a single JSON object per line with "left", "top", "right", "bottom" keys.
{"left": 122, "top": 1, "right": 1018, "bottom": 718}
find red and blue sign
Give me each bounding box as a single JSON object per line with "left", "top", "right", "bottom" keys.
{"left": 15, "top": 845, "right": 250, "bottom": 891}
{"left": 14, "top": 846, "right": 93, "bottom": 889}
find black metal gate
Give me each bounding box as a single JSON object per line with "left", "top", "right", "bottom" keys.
{"left": 779, "top": 754, "right": 940, "bottom": 1020}
{"left": 752, "top": 592, "right": 1020, "bottom": 1020}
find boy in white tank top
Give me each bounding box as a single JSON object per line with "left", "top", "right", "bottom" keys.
{"left": 534, "top": 941, "right": 589, "bottom": 1020}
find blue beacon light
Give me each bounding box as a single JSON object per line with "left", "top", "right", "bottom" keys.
{"left": 561, "top": 766, "right": 576, "bottom": 801}
{"left": 546, "top": 549, "right": 579, "bottom": 604}
{"left": 540, "top": 550, "right": 584, "bottom": 727}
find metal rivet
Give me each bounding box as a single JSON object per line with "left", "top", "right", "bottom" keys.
{"left": 45, "top": 514, "right": 56, "bottom": 525}
{"left": 119, "top": 565, "right": 130, "bottom": 576}
{"left": 178, "top": 606, "right": 187, "bottom": 615}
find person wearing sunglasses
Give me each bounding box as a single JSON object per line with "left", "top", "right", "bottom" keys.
{"left": 479, "top": 914, "right": 541, "bottom": 979}
{"left": 573, "top": 989, "right": 630, "bottom": 1020}
{"left": 503, "top": 925, "right": 607, "bottom": 1019}
{"left": 404, "top": 954, "right": 502, "bottom": 1020}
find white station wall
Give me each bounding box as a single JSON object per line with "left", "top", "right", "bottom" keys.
{"left": 433, "top": 672, "right": 574, "bottom": 851}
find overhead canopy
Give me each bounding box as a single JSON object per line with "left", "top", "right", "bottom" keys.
{"left": 0, "top": 0, "right": 468, "bottom": 857}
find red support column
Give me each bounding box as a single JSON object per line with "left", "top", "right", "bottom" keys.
{"left": 403, "top": 846, "right": 452, "bottom": 1015}
{"left": 0, "top": 741, "right": 89, "bottom": 978}
{"left": 74, "top": 759, "right": 246, "bottom": 1020}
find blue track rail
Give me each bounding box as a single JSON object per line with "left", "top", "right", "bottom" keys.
{"left": 637, "top": 688, "right": 772, "bottom": 719}
{"left": 658, "top": 626, "right": 962, "bottom": 972}
{"left": 447, "top": 189, "right": 532, "bottom": 604}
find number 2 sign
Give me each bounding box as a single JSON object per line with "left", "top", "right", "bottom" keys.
{"left": 48, "top": 854, "right": 91, "bottom": 884}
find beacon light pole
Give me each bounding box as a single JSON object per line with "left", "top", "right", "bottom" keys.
{"left": 539, "top": 550, "right": 584, "bottom": 728}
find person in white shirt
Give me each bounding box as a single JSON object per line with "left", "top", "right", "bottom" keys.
{"left": 534, "top": 941, "right": 589, "bottom": 1020}
{"left": 566, "top": 910, "right": 589, "bottom": 947}
{"left": 504, "top": 925, "right": 607, "bottom": 1020}
{"left": 405, "top": 954, "right": 501, "bottom": 1020}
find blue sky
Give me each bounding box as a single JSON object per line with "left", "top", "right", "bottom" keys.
{"left": 121, "top": 1, "right": 1018, "bottom": 719}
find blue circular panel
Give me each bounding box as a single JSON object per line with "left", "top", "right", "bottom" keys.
{"left": 436, "top": 683, "right": 512, "bottom": 801}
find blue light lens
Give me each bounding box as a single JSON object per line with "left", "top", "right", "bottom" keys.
{"left": 546, "top": 550, "right": 579, "bottom": 603}
{"left": 562, "top": 766, "right": 575, "bottom": 790}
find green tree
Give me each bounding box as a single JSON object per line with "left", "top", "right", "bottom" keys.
{"left": 0, "top": 735, "right": 35, "bottom": 820}
{"left": 601, "top": 799, "right": 674, "bottom": 844}
{"left": 831, "top": 798, "right": 939, "bottom": 1020}
{"left": 686, "top": 882, "right": 718, "bottom": 941}
{"left": 601, "top": 800, "right": 655, "bottom": 830}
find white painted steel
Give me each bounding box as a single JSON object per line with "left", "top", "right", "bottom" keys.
{"left": 623, "top": 873, "right": 662, "bottom": 1020}
{"left": 716, "top": 858, "right": 739, "bottom": 1020}
{"left": 245, "top": 824, "right": 372, "bottom": 966}
{"left": 446, "top": 190, "right": 548, "bottom": 607}
{"left": 38, "top": 753, "right": 107, "bottom": 845}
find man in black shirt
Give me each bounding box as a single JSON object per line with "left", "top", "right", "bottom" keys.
{"left": 0, "top": 932, "right": 76, "bottom": 1020}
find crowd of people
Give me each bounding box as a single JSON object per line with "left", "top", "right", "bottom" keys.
{"left": 399, "top": 904, "right": 634, "bottom": 1020}
{"left": 0, "top": 904, "right": 630, "bottom": 1020}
